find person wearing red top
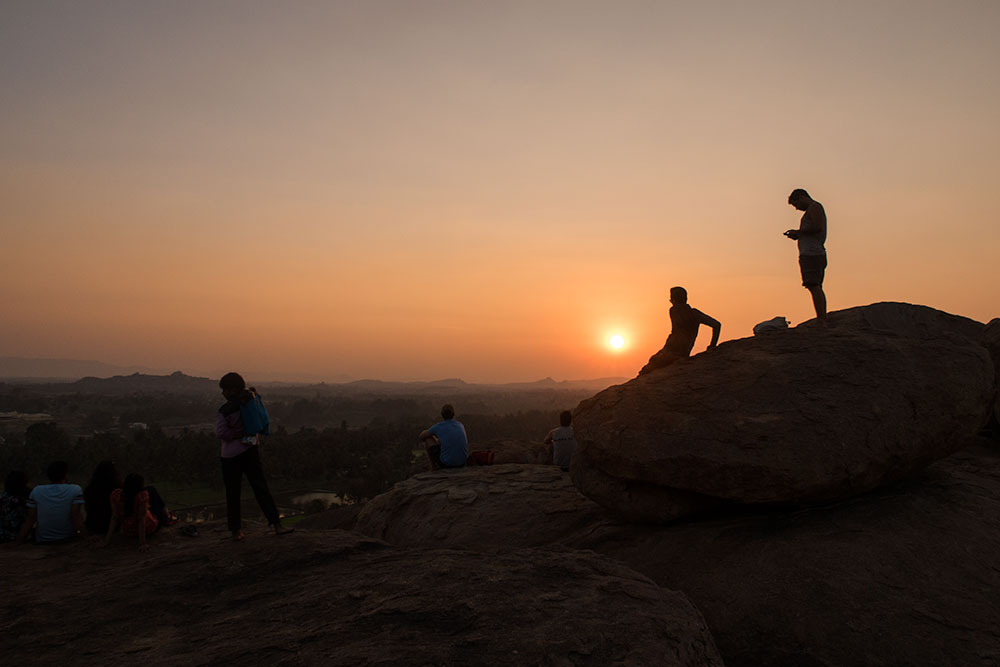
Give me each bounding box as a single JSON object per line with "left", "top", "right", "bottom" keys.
{"left": 102, "top": 473, "right": 175, "bottom": 552}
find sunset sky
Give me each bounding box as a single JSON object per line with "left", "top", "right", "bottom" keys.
{"left": 2, "top": 1, "right": 998, "bottom": 383}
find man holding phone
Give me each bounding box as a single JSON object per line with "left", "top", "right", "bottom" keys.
{"left": 785, "top": 188, "right": 828, "bottom": 323}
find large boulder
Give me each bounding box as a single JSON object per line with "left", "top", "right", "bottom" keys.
{"left": 583, "top": 443, "right": 1000, "bottom": 667}
{"left": 346, "top": 444, "right": 1000, "bottom": 666}
{"left": 0, "top": 526, "right": 724, "bottom": 667}
{"left": 356, "top": 464, "right": 612, "bottom": 549}
{"left": 983, "top": 318, "right": 1000, "bottom": 425}
{"left": 572, "top": 302, "right": 995, "bottom": 522}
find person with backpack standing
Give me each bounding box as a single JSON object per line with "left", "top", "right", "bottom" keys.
{"left": 217, "top": 372, "right": 293, "bottom": 541}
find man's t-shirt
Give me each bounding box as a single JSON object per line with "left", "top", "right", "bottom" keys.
{"left": 27, "top": 483, "right": 84, "bottom": 543}
{"left": 550, "top": 426, "right": 577, "bottom": 468}
{"left": 665, "top": 305, "right": 711, "bottom": 357}
{"left": 428, "top": 419, "right": 469, "bottom": 468}
{"left": 797, "top": 202, "right": 827, "bottom": 256}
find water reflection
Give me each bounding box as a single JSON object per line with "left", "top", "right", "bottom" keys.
{"left": 291, "top": 491, "right": 345, "bottom": 507}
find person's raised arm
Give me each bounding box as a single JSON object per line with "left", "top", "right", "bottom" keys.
{"left": 697, "top": 311, "right": 722, "bottom": 349}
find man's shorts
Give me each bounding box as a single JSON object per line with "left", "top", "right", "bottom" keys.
{"left": 799, "top": 254, "right": 827, "bottom": 287}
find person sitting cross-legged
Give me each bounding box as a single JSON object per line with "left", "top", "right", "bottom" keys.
{"left": 419, "top": 404, "right": 468, "bottom": 471}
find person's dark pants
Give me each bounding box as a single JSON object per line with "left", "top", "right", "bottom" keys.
{"left": 221, "top": 447, "right": 281, "bottom": 532}
{"left": 638, "top": 345, "right": 687, "bottom": 375}
{"left": 145, "top": 485, "right": 169, "bottom": 528}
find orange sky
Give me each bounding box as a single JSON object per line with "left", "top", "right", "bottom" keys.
{"left": 2, "top": 2, "right": 999, "bottom": 382}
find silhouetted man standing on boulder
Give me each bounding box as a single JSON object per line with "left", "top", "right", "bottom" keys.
{"left": 639, "top": 286, "right": 721, "bottom": 375}
{"left": 785, "top": 188, "right": 827, "bottom": 322}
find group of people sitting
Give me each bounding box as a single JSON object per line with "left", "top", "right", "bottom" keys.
{"left": 0, "top": 460, "right": 179, "bottom": 552}
{"left": 2, "top": 375, "right": 580, "bottom": 552}
{"left": 419, "top": 404, "right": 578, "bottom": 472}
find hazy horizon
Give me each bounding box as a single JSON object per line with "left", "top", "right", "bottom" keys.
{"left": 3, "top": 2, "right": 998, "bottom": 383}
{"left": 0, "top": 354, "right": 629, "bottom": 385}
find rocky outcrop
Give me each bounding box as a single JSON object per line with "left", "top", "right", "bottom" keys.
{"left": 583, "top": 443, "right": 1000, "bottom": 667}
{"left": 984, "top": 318, "right": 1000, "bottom": 424}
{"left": 484, "top": 438, "right": 551, "bottom": 464}
{"left": 350, "top": 443, "right": 1000, "bottom": 666}
{"left": 0, "top": 525, "right": 724, "bottom": 666}
{"left": 572, "top": 302, "right": 995, "bottom": 522}
{"left": 356, "top": 464, "right": 612, "bottom": 549}
{"left": 295, "top": 501, "right": 364, "bottom": 531}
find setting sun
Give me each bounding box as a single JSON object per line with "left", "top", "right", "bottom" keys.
{"left": 609, "top": 335, "right": 625, "bottom": 349}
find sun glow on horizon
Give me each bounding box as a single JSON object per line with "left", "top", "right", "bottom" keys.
{"left": 609, "top": 334, "right": 625, "bottom": 349}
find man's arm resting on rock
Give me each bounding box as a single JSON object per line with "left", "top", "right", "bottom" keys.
{"left": 698, "top": 312, "right": 722, "bottom": 348}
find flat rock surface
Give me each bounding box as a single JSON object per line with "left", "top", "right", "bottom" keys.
{"left": 0, "top": 524, "right": 723, "bottom": 666}
{"left": 572, "top": 302, "right": 995, "bottom": 522}
{"left": 356, "top": 464, "right": 613, "bottom": 549}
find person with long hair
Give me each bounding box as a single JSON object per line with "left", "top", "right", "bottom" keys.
{"left": 84, "top": 460, "right": 121, "bottom": 535}
{"left": 217, "top": 372, "right": 292, "bottom": 541}
{"left": 1, "top": 470, "right": 32, "bottom": 543}
{"left": 103, "top": 473, "right": 176, "bottom": 552}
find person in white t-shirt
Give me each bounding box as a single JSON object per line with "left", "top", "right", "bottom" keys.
{"left": 16, "top": 461, "right": 88, "bottom": 544}
{"left": 544, "top": 411, "right": 578, "bottom": 471}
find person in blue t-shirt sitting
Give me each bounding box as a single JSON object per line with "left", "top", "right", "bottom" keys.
{"left": 419, "top": 404, "right": 468, "bottom": 471}
{"left": 15, "top": 461, "right": 89, "bottom": 544}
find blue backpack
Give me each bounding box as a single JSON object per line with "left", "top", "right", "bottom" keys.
{"left": 239, "top": 391, "right": 270, "bottom": 436}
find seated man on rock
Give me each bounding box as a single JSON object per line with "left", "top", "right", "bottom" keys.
{"left": 639, "top": 286, "right": 721, "bottom": 375}
{"left": 419, "top": 404, "right": 468, "bottom": 471}
{"left": 15, "top": 461, "right": 88, "bottom": 545}
{"left": 544, "top": 410, "right": 577, "bottom": 472}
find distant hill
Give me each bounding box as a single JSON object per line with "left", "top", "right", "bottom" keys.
{"left": 0, "top": 356, "right": 166, "bottom": 381}
{"left": 71, "top": 371, "right": 217, "bottom": 395}
{"left": 1, "top": 369, "right": 625, "bottom": 396}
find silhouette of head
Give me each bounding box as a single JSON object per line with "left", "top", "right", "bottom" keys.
{"left": 669, "top": 286, "right": 688, "bottom": 306}
{"left": 47, "top": 461, "right": 69, "bottom": 483}
{"left": 441, "top": 404, "right": 455, "bottom": 420}
{"left": 220, "top": 372, "right": 246, "bottom": 399}
{"left": 88, "top": 460, "right": 121, "bottom": 493}
{"left": 559, "top": 410, "right": 572, "bottom": 427}
{"left": 788, "top": 188, "right": 812, "bottom": 210}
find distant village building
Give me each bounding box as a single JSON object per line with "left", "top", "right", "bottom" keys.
{"left": 128, "top": 422, "right": 148, "bottom": 431}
